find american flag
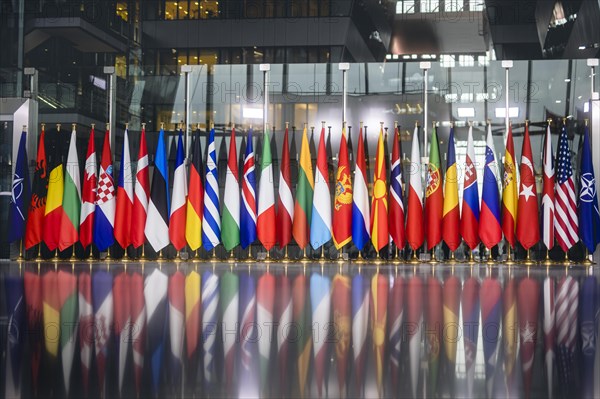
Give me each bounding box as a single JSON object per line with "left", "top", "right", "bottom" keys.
{"left": 554, "top": 125, "right": 579, "bottom": 251}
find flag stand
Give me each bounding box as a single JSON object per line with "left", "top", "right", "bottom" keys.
{"left": 265, "top": 248, "right": 272, "bottom": 263}
{"left": 543, "top": 250, "right": 554, "bottom": 266}
{"left": 467, "top": 250, "right": 475, "bottom": 264}
{"left": 523, "top": 249, "right": 535, "bottom": 266}
{"left": 300, "top": 247, "right": 310, "bottom": 263}
{"left": 70, "top": 245, "right": 77, "bottom": 262}
{"left": 355, "top": 250, "right": 365, "bottom": 264}
{"left": 156, "top": 249, "right": 164, "bottom": 261}
{"left": 228, "top": 249, "right": 236, "bottom": 263}
{"left": 583, "top": 249, "right": 594, "bottom": 265}
{"left": 210, "top": 248, "right": 218, "bottom": 263}
{"left": 448, "top": 251, "right": 457, "bottom": 264}
{"left": 282, "top": 246, "right": 290, "bottom": 263}
{"left": 52, "top": 249, "right": 60, "bottom": 263}
{"left": 16, "top": 240, "right": 25, "bottom": 261}
{"left": 35, "top": 243, "right": 43, "bottom": 262}
{"left": 409, "top": 248, "right": 420, "bottom": 264}
{"left": 392, "top": 246, "right": 402, "bottom": 264}
{"left": 486, "top": 249, "right": 495, "bottom": 265}
{"left": 564, "top": 250, "right": 570, "bottom": 264}
{"left": 505, "top": 246, "right": 515, "bottom": 265}
{"left": 140, "top": 244, "right": 147, "bottom": 262}
{"left": 429, "top": 248, "right": 438, "bottom": 264}
{"left": 122, "top": 247, "right": 131, "bottom": 262}
{"left": 175, "top": 251, "right": 183, "bottom": 263}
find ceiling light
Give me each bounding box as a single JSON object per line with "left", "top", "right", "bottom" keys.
{"left": 495, "top": 107, "right": 519, "bottom": 118}
{"left": 579, "top": 45, "right": 586, "bottom": 50}
{"left": 457, "top": 107, "right": 475, "bottom": 118}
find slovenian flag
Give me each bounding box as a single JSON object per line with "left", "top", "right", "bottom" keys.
{"left": 479, "top": 124, "right": 502, "bottom": 249}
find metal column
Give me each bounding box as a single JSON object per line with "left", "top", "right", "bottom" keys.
{"left": 104, "top": 66, "right": 116, "bottom": 147}
{"left": 588, "top": 59, "right": 600, "bottom": 263}
{"left": 182, "top": 64, "right": 193, "bottom": 160}
{"left": 420, "top": 62, "right": 431, "bottom": 154}
{"left": 502, "top": 60, "right": 513, "bottom": 138}
{"left": 339, "top": 63, "right": 350, "bottom": 124}
{"left": 260, "top": 63, "right": 271, "bottom": 129}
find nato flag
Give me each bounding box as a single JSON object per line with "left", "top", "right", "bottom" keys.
{"left": 578, "top": 125, "right": 600, "bottom": 253}
{"left": 9, "top": 131, "right": 30, "bottom": 242}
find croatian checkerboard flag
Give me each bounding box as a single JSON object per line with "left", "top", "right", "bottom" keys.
{"left": 94, "top": 130, "right": 116, "bottom": 251}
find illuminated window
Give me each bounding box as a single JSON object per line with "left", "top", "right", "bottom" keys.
{"left": 115, "top": 55, "right": 127, "bottom": 78}
{"left": 468, "top": 0, "right": 484, "bottom": 11}
{"left": 116, "top": 2, "right": 128, "bottom": 21}
{"left": 478, "top": 54, "right": 490, "bottom": 66}
{"left": 459, "top": 55, "right": 474, "bottom": 67}
{"left": 396, "top": 1, "right": 415, "bottom": 14}
{"left": 164, "top": 1, "right": 177, "bottom": 19}
{"left": 200, "top": 0, "right": 219, "bottom": 18}
{"left": 198, "top": 50, "right": 218, "bottom": 66}
{"left": 420, "top": 0, "right": 439, "bottom": 12}
{"left": 440, "top": 54, "right": 456, "bottom": 68}
{"left": 444, "top": 0, "right": 461, "bottom": 12}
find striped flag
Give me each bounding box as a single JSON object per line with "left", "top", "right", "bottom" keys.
{"left": 333, "top": 126, "right": 352, "bottom": 248}
{"left": 239, "top": 273, "right": 258, "bottom": 396}
{"left": 542, "top": 124, "right": 555, "bottom": 250}
{"left": 370, "top": 127, "right": 389, "bottom": 252}
{"left": 9, "top": 130, "right": 30, "bottom": 244}
{"left": 56, "top": 129, "right": 81, "bottom": 251}
{"left": 554, "top": 125, "right": 579, "bottom": 251}
{"left": 580, "top": 276, "right": 597, "bottom": 399}
{"left": 351, "top": 273, "right": 369, "bottom": 396}
{"left": 407, "top": 275, "right": 423, "bottom": 398}
{"left": 479, "top": 124, "right": 502, "bottom": 249}
{"left": 257, "top": 272, "right": 276, "bottom": 395}
{"left": 276, "top": 274, "right": 292, "bottom": 395}
{"left": 311, "top": 126, "right": 332, "bottom": 250}
{"left": 352, "top": 126, "right": 370, "bottom": 251}
{"left": 480, "top": 277, "right": 501, "bottom": 398}
{"left": 169, "top": 131, "right": 187, "bottom": 250}
{"left": 516, "top": 124, "right": 540, "bottom": 250}
{"left": 144, "top": 268, "right": 169, "bottom": 397}
{"left": 79, "top": 128, "right": 97, "bottom": 249}
{"left": 25, "top": 126, "right": 47, "bottom": 249}
{"left": 114, "top": 128, "right": 134, "bottom": 249}
{"left": 442, "top": 275, "right": 461, "bottom": 394}
{"left": 257, "top": 128, "right": 277, "bottom": 250}
{"left": 502, "top": 125, "right": 518, "bottom": 248}
{"left": 186, "top": 130, "right": 204, "bottom": 251}
{"left": 42, "top": 270, "right": 60, "bottom": 391}
{"left": 503, "top": 277, "right": 518, "bottom": 394}
{"left": 332, "top": 273, "right": 351, "bottom": 396}
{"left": 425, "top": 125, "right": 443, "bottom": 250}
{"left": 277, "top": 126, "right": 293, "bottom": 249}
{"left": 518, "top": 277, "right": 540, "bottom": 398}
{"left": 57, "top": 271, "right": 78, "bottom": 396}
{"left": 370, "top": 273, "right": 389, "bottom": 397}
{"left": 578, "top": 125, "right": 600, "bottom": 253}
{"left": 130, "top": 271, "right": 146, "bottom": 397}
{"left": 442, "top": 128, "right": 460, "bottom": 251}
{"left": 93, "top": 130, "right": 116, "bottom": 252}
{"left": 426, "top": 276, "right": 442, "bottom": 395}
{"left": 222, "top": 127, "right": 240, "bottom": 251}
{"left": 241, "top": 128, "right": 257, "bottom": 249}
{"left": 407, "top": 126, "right": 424, "bottom": 251}
{"left": 292, "top": 273, "right": 312, "bottom": 398}
{"left": 131, "top": 126, "right": 149, "bottom": 249}
{"left": 92, "top": 270, "right": 114, "bottom": 393}
{"left": 202, "top": 128, "right": 221, "bottom": 251}
{"left": 24, "top": 272, "right": 43, "bottom": 395}
{"left": 293, "top": 126, "right": 314, "bottom": 249}
{"left": 388, "top": 275, "right": 404, "bottom": 392}
{"left": 184, "top": 270, "right": 201, "bottom": 393}
{"left": 43, "top": 130, "right": 65, "bottom": 251}
{"left": 461, "top": 125, "right": 480, "bottom": 250}
{"left": 202, "top": 271, "right": 219, "bottom": 390}
{"left": 556, "top": 276, "right": 578, "bottom": 395}
{"left": 389, "top": 124, "right": 406, "bottom": 250}
{"left": 4, "top": 275, "right": 25, "bottom": 396}
{"left": 113, "top": 271, "right": 131, "bottom": 396}
{"left": 462, "top": 276, "right": 480, "bottom": 398}
{"left": 77, "top": 272, "right": 93, "bottom": 395}
{"left": 311, "top": 273, "right": 332, "bottom": 398}
{"left": 543, "top": 277, "right": 556, "bottom": 399}
{"left": 145, "top": 128, "right": 170, "bottom": 252}
{"left": 168, "top": 271, "right": 186, "bottom": 389}
{"left": 220, "top": 271, "right": 239, "bottom": 393}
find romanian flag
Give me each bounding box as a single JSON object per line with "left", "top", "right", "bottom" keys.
{"left": 293, "top": 126, "right": 314, "bottom": 249}
{"left": 502, "top": 125, "right": 518, "bottom": 248}
{"left": 43, "top": 129, "right": 66, "bottom": 251}
{"left": 442, "top": 127, "right": 460, "bottom": 251}
{"left": 407, "top": 125, "right": 424, "bottom": 251}
{"left": 25, "top": 125, "right": 48, "bottom": 249}
{"left": 186, "top": 129, "right": 204, "bottom": 251}
{"left": 370, "top": 126, "right": 389, "bottom": 252}
{"left": 333, "top": 126, "right": 352, "bottom": 248}
{"left": 425, "top": 125, "right": 443, "bottom": 250}
{"left": 310, "top": 126, "right": 332, "bottom": 250}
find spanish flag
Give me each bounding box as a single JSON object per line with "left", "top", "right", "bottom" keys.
{"left": 43, "top": 128, "right": 66, "bottom": 251}
{"left": 370, "top": 126, "right": 389, "bottom": 252}
{"left": 292, "top": 126, "right": 314, "bottom": 249}
{"left": 442, "top": 127, "right": 460, "bottom": 251}
{"left": 186, "top": 129, "right": 204, "bottom": 251}
{"left": 502, "top": 125, "right": 518, "bottom": 248}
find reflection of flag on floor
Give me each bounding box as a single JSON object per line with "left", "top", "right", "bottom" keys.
{"left": 113, "top": 271, "right": 131, "bottom": 396}
{"left": 144, "top": 268, "right": 168, "bottom": 397}
{"left": 556, "top": 276, "right": 578, "bottom": 396}
{"left": 311, "top": 273, "right": 331, "bottom": 398}
{"left": 388, "top": 275, "right": 404, "bottom": 392}
{"left": 518, "top": 277, "right": 540, "bottom": 398}
{"left": 503, "top": 277, "right": 518, "bottom": 395}
{"left": 220, "top": 271, "right": 239, "bottom": 394}
{"left": 239, "top": 273, "right": 258, "bottom": 396}
{"left": 184, "top": 270, "right": 201, "bottom": 394}
{"left": 462, "top": 277, "right": 480, "bottom": 398}
{"left": 442, "top": 275, "right": 461, "bottom": 395}
{"left": 480, "top": 277, "right": 502, "bottom": 398}
{"left": 92, "top": 270, "right": 114, "bottom": 394}
{"left": 352, "top": 273, "right": 369, "bottom": 395}
{"left": 42, "top": 270, "right": 60, "bottom": 390}
{"left": 543, "top": 277, "right": 556, "bottom": 399}
{"left": 426, "top": 277, "right": 442, "bottom": 395}
{"left": 77, "top": 272, "right": 93, "bottom": 395}
{"left": 276, "top": 274, "right": 292, "bottom": 395}
{"left": 407, "top": 275, "right": 423, "bottom": 398}
{"left": 57, "top": 271, "right": 78, "bottom": 396}
{"left": 293, "top": 274, "right": 312, "bottom": 398}
{"left": 4, "top": 275, "right": 25, "bottom": 396}
{"left": 168, "top": 271, "right": 186, "bottom": 390}
{"left": 24, "top": 272, "right": 43, "bottom": 396}
{"left": 332, "top": 273, "right": 351, "bottom": 397}
{"left": 257, "top": 272, "right": 276, "bottom": 395}
{"left": 370, "top": 273, "right": 389, "bottom": 397}
{"left": 202, "top": 271, "right": 220, "bottom": 390}
{"left": 130, "top": 272, "right": 146, "bottom": 397}
{"left": 580, "top": 276, "right": 597, "bottom": 399}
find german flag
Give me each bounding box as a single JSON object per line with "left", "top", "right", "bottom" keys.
{"left": 186, "top": 128, "right": 204, "bottom": 251}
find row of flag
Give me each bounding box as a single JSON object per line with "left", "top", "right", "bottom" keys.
{"left": 8, "top": 121, "right": 600, "bottom": 259}
{"left": 4, "top": 267, "right": 598, "bottom": 398}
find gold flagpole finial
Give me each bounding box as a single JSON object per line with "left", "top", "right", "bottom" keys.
{"left": 451, "top": 120, "right": 455, "bottom": 128}
{"left": 91, "top": 123, "right": 96, "bottom": 129}
{"left": 232, "top": 123, "right": 235, "bottom": 129}
{"left": 56, "top": 123, "right": 61, "bottom": 132}
{"left": 285, "top": 121, "right": 289, "bottom": 128}
{"left": 125, "top": 122, "right": 129, "bottom": 130}
{"left": 106, "top": 122, "right": 110, "bottom": 131}
{"left": 304, "top": 122, "right": 308, "bottom": 128}
{"left": 584, "top": 118, "right": 589, "bottom": 126}
{"left": 23, "top": 125, "right": 27, "bottom": 132}
{"left": 547, "top": 118, "right": 552, "bottom": 124}
{"left": 394, "top": 121, "right": 398, "bottom": 129}
{"left": 415, "top": 120, "right": 419, "bottom": 127}
{"left": 432, "top": 121, "right": 436, "bottom": 128}
{"left": 562, "top": 117, "right": 567, "bottom": 125}
{"left": 71, "top": 123, "right": 76, "bottom": 130}
{"left": 141, "top": 122, "right": 145, "bottom": 130}
{"left": 41, "top": 122, "right": 46, "bottom": 130}
{"left": 525, "top": 119, "right": 529, "bottom": 127}
{"left": 468, "top": 120, "right": 472, "bottom": 127}
{"left": 210, "top": 121, "right": 214, "bottom": 129}
{"left": 196, "top": 123, "right": 201, "bottom": 130}
{"left": 360, "top": 121, "right": 364, "bottom": 128}
{"left": 249, "top": 124, "right": 253, "bottom": 130}
{"left": 160, "top": 122, "right": 165, "bottom": 130}
{"left": 321, "top": 121, "right": 326, "bottom": 128}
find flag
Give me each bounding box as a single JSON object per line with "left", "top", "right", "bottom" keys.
{"left": 479, "top": 124, "right": 502, "bottom": 249}
{"left": 556, "top": 276, "right": 578, "bottom": 394}
{"left": 518, "top": 277, "right": 540, "bottom": 398}
{"left": 555, "top": 125, "right": 579, "bottom": 251}
{"left": 239, "top": 273, "right": 258, "bottom": 396}
{"left": 79, "top": 128, "right": 97, "bottom": 249}
{"left": 331, "top": 273, "right": 351, "bottom": 396}
{"left": 351, "top": 273, "right": 370, "bottom": 395}
{"left": 276, "top": 274, "right": 292, "bottom": 395}
{"left": 4, "top": 275, "right": 25, "bottom": 396}
{"left": 543, "top": 277, "right": 556, "bottom": 399}
{"left": 241, "top": 128, "right": 257, "bottom": 249}
{"left": 131, "top": 126, "right": 149, "bottom": 249}
{"left": 542, "top": 124, "right": 556, "bottom": 250}
{"left": 293, "top": 126, "right": 314, "bottom": 249}
{"left": 184, "top": 270, "right": 201, "bottom": 393}
{"left": 202, "top": 128, "right": 221, "bottom": 251}
{"left": 277, "top": 126, "right": 293, "bottom": 248}
{"left": 93, "top": 130, "right": 116, "bottom": 251}
{"left": 58, "top": 127, "right": 80, "bottom": 250}
{"left": 503, "top": 277, "right": 518, "bottom": 394}
{"left": 257, "top": 272, "right": 276, "bottom": 395}
{"left": 130, "top": 272, "right": 146, "bottom": 397}
{"left": 311, "top": 273, "right": 331, "bottom": 398}
{"left": 352, "top": 126, "right": 370, "bottom": 251}
{"left": 580, "top": 276, "right": 597, "bottom": 399}
{"left": 202, "top": 271, "right": 219, "bottom": 390}
{"left": 25, "top": 126, "right": 47, "bottom": 249}
{"left": 113, "top": 271, "right": 131, "bottom": 396}
{"left": 186, "top": 130, "right": 204, "bottom": 251}
{"left": 333, "top": 126, "right": 352, "bottom": 248}
{"left": 502, "top": 125, "right": 518, "bottom": 248}
{"left": 480, "top": 277, "right": 501, "bottom": 398}
{"left": 168, "top": 271, "right": 186, "bottom": 389}
{"left": 220, "top": 271, "right": 239, "bottom": 393}
{"left": 426, "top": 276, "right": 442, "bottom": 395}
{"left": 257, "top": 128, "right": 277, "bottom": 250}
{"left": 57, "top": 271, "right": 78, "bottom": 396}
{"left": 461, "top": 125, "right": 480, "bottom": 250}
{"left": 311, "top": 127, "right": 332, "bottom": 250}
{"left": 114, "top": 128, "right": 134, "bottom": 249}
{"left": 222, "top": 127, "right": 240, "bottom": 251}
{"left": 92, "top": 270, "right": 114, "bottom": 392}
{"left": 388, "top": 275, "right": 404, "bottom": 392}
{"left": 145, "top": 268, "right": 168, "bottom": 397}
{"left": 42, "top": 271, "right": 60, "bottom": 367}
{"left": 442, "top": 127, "right": 460, "bottom": 251}
{"left": 9, "top": 130, "right": 29, "bottom": 243}
{"left": 517, "top": 124, "right": 540, "bottom": 250}
{"left": 578, "top": 125, "right": 600, "bottom": 253}
{"left": 389, "top": 124, "right": 406, "bottom": 249}
{"left": 370, "top": 273, "right": 389, "bottom": 396}
{"left": 145, "top": 128, "right": 170, "bottom": 252}
{"left": 24, "top": 272, "right": 43, "bottom": 395}
{"left": 407, "top": 275, "right": 423, "bottom": 398}
{"left": 43, "top": 130, "right": 65, "bottom": 251}
{"left": 169, "top": 131, "right": 187, "bottom": 250}
{"left": 77, "top": 272, "right": 93, "bottom": 395}
{"left": 370, "top": 127, "right": 389, "bottom": 252}
{"left": 425, "top": 125, "right": 443, "bottom": 250}
{"left": 292, "top": 273, "right": 312, "bottom": 398}
{"left": 407, "top": 126, "right": 424, "bottom": 251}
{"left": 442, "top": 275, "right": 461, "bottom": 395}
{"left": 462, "top": 276, "right": 480, "bottom": 398}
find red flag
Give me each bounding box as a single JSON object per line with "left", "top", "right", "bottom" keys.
{"left": 25, "top": 126, "right": 48, "bottom": 249}
{"left": 129, "top": 272, "right": 146, "bottom": 396}
{"left": 131, "top": 126, "right": 150, "bottom": 249}
{"left": 331, "top": 274, "right": 351, "bottom": 395}
{"left": 370, "top": 273, "right": 389, "bottom": 396}
{"left": 388, "top": 275, "right": 404, "bottom": 392}
{"left": 426, "top": 277, "right": 443, "bottom": 395}
{"left": 516, "top": 124, "right": 540, "bottom": 250}
{"left": 332, "top": 128, "right": 352, "bottom": 248}
{"left": 277, "top": 126, "right": 294, "bottom": 249}
{"left": 24, "top": 272, "right": 43, "bottom": 395}
{"left": 518, "top": 277, "right": 540, "bottom": 399}
{"left": 79, "top": 128, "right": 97, "bottom": 249}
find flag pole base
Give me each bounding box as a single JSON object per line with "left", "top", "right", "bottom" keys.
{"left": 447, "top": 251, "right": 457, "bottom": 264}
{"left": 156, "top": 250, "right": 165, "bottom": 262}
{"left": 522, "top": 249, "right": 535, "bottom": 266}
{"left": 51, "top": 250, "right": 60, "bottom": 263}
{"left": 209, "top": 248, "right": 218, "bottom": 263}
{"left": 408, "top": 249, "right": 420, "bottom": 264}
{"left": 281, "top": 246, "right": 291, "bottom": 263}
{"left": 429, "top": 250, "right": 439, "bottom": 264}
{"left": 467, "top": 250, "right": 476, "bottom": 264}
{"left": 264, "top": 249, "right": 273, "bottom": 263}
{"left": 542, "top": 250, "right": 554, "bottom": 266}
{"left": 191, "top": 249, "right": 201, "bottom": 263}
{"left": 486, "top": 249, "right": 495, "bottom": 265}
{"left": 34, "top": 244, "right": 44, "bottom": 262}
{"left": 354, "top": 250, "right": 366, "bottom": 264}
{"left": 227, "top": 249, "right": 236, "bottom": 263}
{"left": 299, "top": 248, "right": 310, "bottom": 263}
{"left": 392, "top": 246, "right": 403, "bottom": 264}
{"left": 583, "top": 249, "right": 594, "bottom": 265}
{"left": 174, "top": 251, "right": 183, "bottom": 263}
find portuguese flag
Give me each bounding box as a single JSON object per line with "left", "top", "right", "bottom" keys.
{"left": 292, "top": 126, "right": 314, "bottom": 249}
{"left": 425, "top": 126, "right": 443, "bottom": 250}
